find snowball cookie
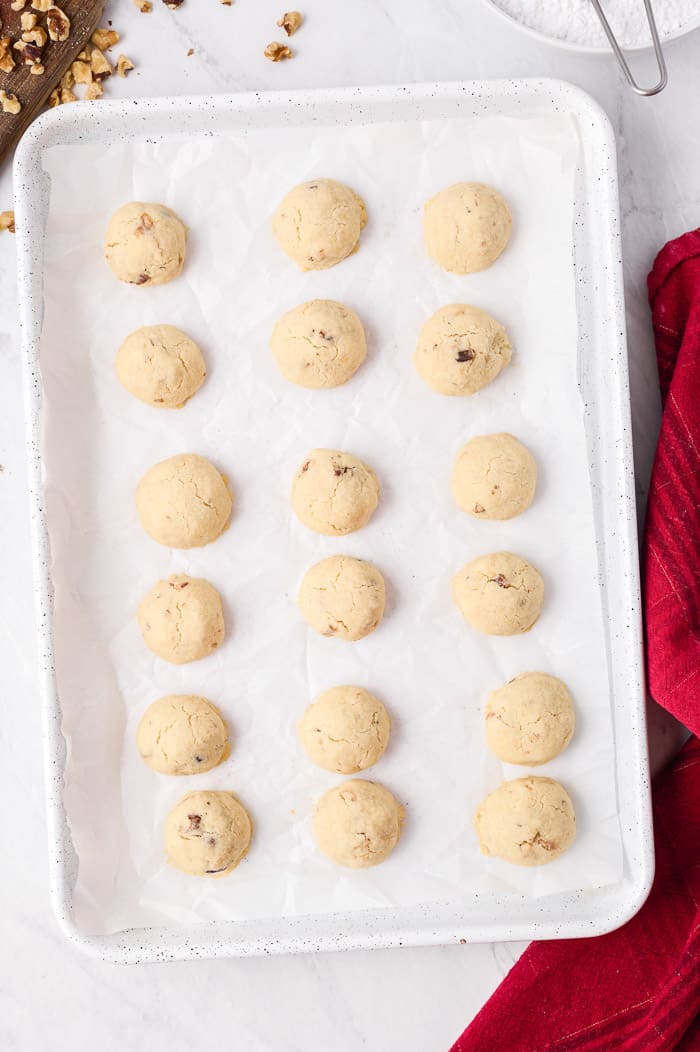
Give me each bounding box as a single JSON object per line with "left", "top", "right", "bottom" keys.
{"left": 313, "top": 779, "right": 404, "bottom": 868}
{"left": 291, "top": 449, "right": 379, "bottom": 536}
{"left": 424, "top": 182, "right": 512, "bottom": 274}
{"left": 137, "top": 694, "right": 229, "bottom": 775}
{"left": 164, "top": 790, "right": 252, "bottom": 877}
{"left": 452, "top": 551, "right": 544, "bottom": 635}
{"left": 104, "top": 202, "right": 187, "bottom": 287}
{"left": 271, "top": 300, "right": 366, "bottom": 389}
{"left": 451, "top": 433, "right": 537, "bottom": 520}
{"left": 475, "top": 777, "right": 576, "bottom": 866}
{"left": 137, "top": 574, "right": 225, "bottom": 664}
{"left": 485, "top": 672, "right": 575, "bottom": 766}
{"left": 116, "top": 325, "right": 206, "bottom": 408}
{"left": 272, "top": 178, "right": 367, "bottom": 270}
{"left": 297, "top": 555, "right": 386, "bottom": 641}
{"left": 135, "top": 453, "right": 232, "bottom": 549}
{"left": 414, "top": 304, "right": 511, "bottom": 397}
{"left": 299, "top": 686, "right": 391, "bottom": 774}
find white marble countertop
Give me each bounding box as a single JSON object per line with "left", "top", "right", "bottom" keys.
{"left": 0, "top": 2, "right": 697, "bottom": 1049}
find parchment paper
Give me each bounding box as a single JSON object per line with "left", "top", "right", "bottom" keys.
{"left": 40, "top": 112, "right": 622, "bottom": 935}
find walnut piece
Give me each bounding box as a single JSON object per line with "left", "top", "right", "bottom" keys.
{"left": 60, "top": 66, "right": 74, "bottom": 89}
{"left": 47, "top": 7, "right": 70, "bottom": 42}
{"left": 116, "top": 54, "right": 134, "bottom": 77}
{"left": 264, "top": 41, "right": 293, "bottom": 61}
{"left": 91, "top": 27, "right": 119, "bottom": 50}
{"left": 277, "top": 10, "right": 302, "bottom": 35}
{"left": 60, "top": 85, "right": 76, "bottom": 104}
{"left": 11, "top": 0, "right": 27, "bottom": 10}
{"left": 47, "top": 88, "right": 61, "bottom": 108}
{"left": 91, "top": 47, "right": 112, "bottom": 80}
{"left": 0, "top": 36, "right": 15, "bottom": 73}
{"left": 0, "top": 90, "right": 21, "bottom": 114}
{"left": 13, "top": 39, "right": 43, "bottom": 65}
{"left": 163, "top": 0, "right": 184, "bottom": 8}
{"left": 31, "top": 0, "right": 51, "bottom": 10}
{"left": 20, "top": 11, "right": 37, "bottom": 29}
{"left": 86, "top": 81, "right": 103, "bottom": 100}
{"left": 71, "top": 59, "right": 91, "bottom": 84}
{"left": 133, "top": 0, "right": 153, "bottom": 9}
{"left": 0, "top": 211, "right": 15, "bottom": 233}
{"left": 29, "top": 62, "right": 44, "bottom": 75}
{"left": 22, "top": 26, "right": 47, "bottom": 46}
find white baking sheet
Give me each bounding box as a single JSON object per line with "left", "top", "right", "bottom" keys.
{"left": 40, "top": 112, "right": 622, "bottom": 935}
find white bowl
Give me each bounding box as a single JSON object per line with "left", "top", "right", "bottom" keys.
{"left": 479, "top": 0, "right": 700, "bottom": 54}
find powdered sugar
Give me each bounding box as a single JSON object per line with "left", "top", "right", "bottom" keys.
{"left": 491, "top": 0, "right": 699, "bottom": 49}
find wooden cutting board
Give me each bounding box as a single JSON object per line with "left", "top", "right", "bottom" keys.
{"left": 0, "top": 0, "right": 105, "bottom": 167}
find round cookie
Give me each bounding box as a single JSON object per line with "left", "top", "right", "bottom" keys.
{"left": 475, "top": 777, "right": 576, "bottom": 866}
{"left": 104, "top": 201, "right": 187, "bottom": 286}
{"left": 291, "top": 449, "right": 379, "bottom": 536}
{"left": 137, "top": 694, "right": 229, "bottom": 775}
{"left": 414, "top": 304, "right": 511, "bottom": 397}
{"left": 299, "top": 686, "right": 391, "bottom": 774}
{"left": 452, "top": 551, "right": 544, "bottom": 636}
{"left": 116, "top": 325, "right": 206, "bottom": 408}
{"left": 272, "top": 178, "right": 367, "bottom": 270}
{"left": 297, "top": 555, "right": 386, "bottom": 641}
{"left": 313, "top": 779, "right": 404, "bottom": 868}
{"left": 137, "top": 574, "right": 225, "bottom": 664}
{"left": 164, "top": 790, "right": 252, "bottom": 877}
{"left": 424, "top": 182, "right": 512, "bottom": 274}
{"left": 451, "top": 433, "right": 537, "bottom": 520}
{"left": 135, "top": 453, "right": 232, "bottom": 549}
{"left": 271, "top": 300, "right": 366, "bottom": 389}
{"left": 485, "top": 672, "right": 575, "bottom": 765}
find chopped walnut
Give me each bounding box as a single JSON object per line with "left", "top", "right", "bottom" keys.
{"left": 115, "top": 54, "right": 134, "bottom": 77}
{"left": 29, "top": 62, "right": 44, "bottom": 75}
{"left": 71, "top": 59, "right": 91, "bottom": 84}
{"left": 220, "top": 0, "right": 232, "bottom": 5}
{"left": 46, "top": 7, "right": 70, "bottom": 42}
{"left": 47, "top": 88, "right": 61, "bottom": 107}
{"left": 59, "top": 66, "right": 74, "bottom": 90}
{"left": 60, "top": 85, "right": 76, "bottom": 104}
{"left": 10, "top": 0, "right": 27, "bottom": 10}
{"left": 13, "top": 39, "right": 43, "bottom": 66}
{"left": 20, "top": 10, "right": 37, "bottom": 29}
{"left": 0, "top": 36, "right": 14, "bottom": 73}
{"left": 85, "top": 80, "right": 103, "bottom": 100}
{"left": 264, "top": 41, "right": 293, "bottom": 61}
{"left": 91, "top": 47, "right": 112, "bottom": 80}
{"left": 76, "top": 46, "right": 89, "bottom": 61}
{"left": 163, "top": 0, "right": 184, "bottom": 8}
{"left": 133, "top": 0, "right": 153, "bottom": 9}
{"left": 0, "top": 211, "right": 15, "bottom": 233}
{"left": 31, "top": 0, "right": 51, "bottom": 10}
{"left": 91, "top": 27, "right": 119, "bottom": 50}
{"left": 277, "top": 10, "right": 302, "bottom": 35}
{"left": 22, "top": 26, "right": 48, "bottom": 47}
{"left": 0, "top": 90, "right": 21, "bottom": 114}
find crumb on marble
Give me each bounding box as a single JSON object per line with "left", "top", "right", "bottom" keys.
{"left": 116, "top": 54, "right": 134, "bottom": 77}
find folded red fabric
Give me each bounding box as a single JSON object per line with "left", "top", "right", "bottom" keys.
{"left": 451, "top": 228, "right": 700, "bottom": 1052}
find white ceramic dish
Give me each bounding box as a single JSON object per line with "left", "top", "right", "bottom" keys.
{"left": 14, "top": 80, "right": 653, "bottom": 963}
{"left": 480, "top": 0, "right": 700, "bottom": 53}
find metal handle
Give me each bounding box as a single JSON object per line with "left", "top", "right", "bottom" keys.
{"left": 590, "top": 0, "right": 668, "bottom": 96}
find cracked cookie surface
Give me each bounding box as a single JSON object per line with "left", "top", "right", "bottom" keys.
{"left": 164, "top": 790, "right": 251, "bottom": 877}
{"left": 116, "top": 325, "right": 205, "bottom": 408}
{"left": 451, "top": 433, "right": 537, "bottom": 520}
{"left": 313, "top": 779, "right": 404, "bottom": 868}
{"left": 485, "top": 671, "right": 575, "bottom": 765}
{"left": 475, "top": 776, "right": 576, "bottom": 866}
{"left": 271, "top": 299, "right": 366, "bottom": 388}
{"left": 137, "top": 694, "right": 229, "bottom": 775}
{"left": 297, "top": 555, "right": 386, "bottom": 641}
{"left": 291, "top": 448, "right": 379, "bottom": 536}
{"left": 424, "top": 181, "right": 511, "bottom": 274}
{"left": 137, "top": 573, "right": 225, "bottom": 664}
{"left": 452, "top": 550, "right": 544, "bottom": 635}
{"left": 272, "top": 178, "right": 367, "bottom": 270}
{"left": 414, "top": 304, "right": 511, "bottom": 396}
{"left": 299, "top": 685, "right": 390, "bottom": 773}
{"left": 135, "top": 453, "right": 232, "bottom": 549}
{"left": 104, "top": 201, "right": 187, "bottom": 286}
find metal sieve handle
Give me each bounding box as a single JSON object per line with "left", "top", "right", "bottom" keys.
{"left": 590, "top": 0, "right": 668, "bottom": 95}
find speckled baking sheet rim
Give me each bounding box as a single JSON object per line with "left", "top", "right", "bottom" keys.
{"left": 13, "top": 79, "right": 653, "bottom": 963}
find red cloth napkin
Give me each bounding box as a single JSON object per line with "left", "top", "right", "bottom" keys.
{"left": 450, "top": 228, "right": 700, "bottom": 1052}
